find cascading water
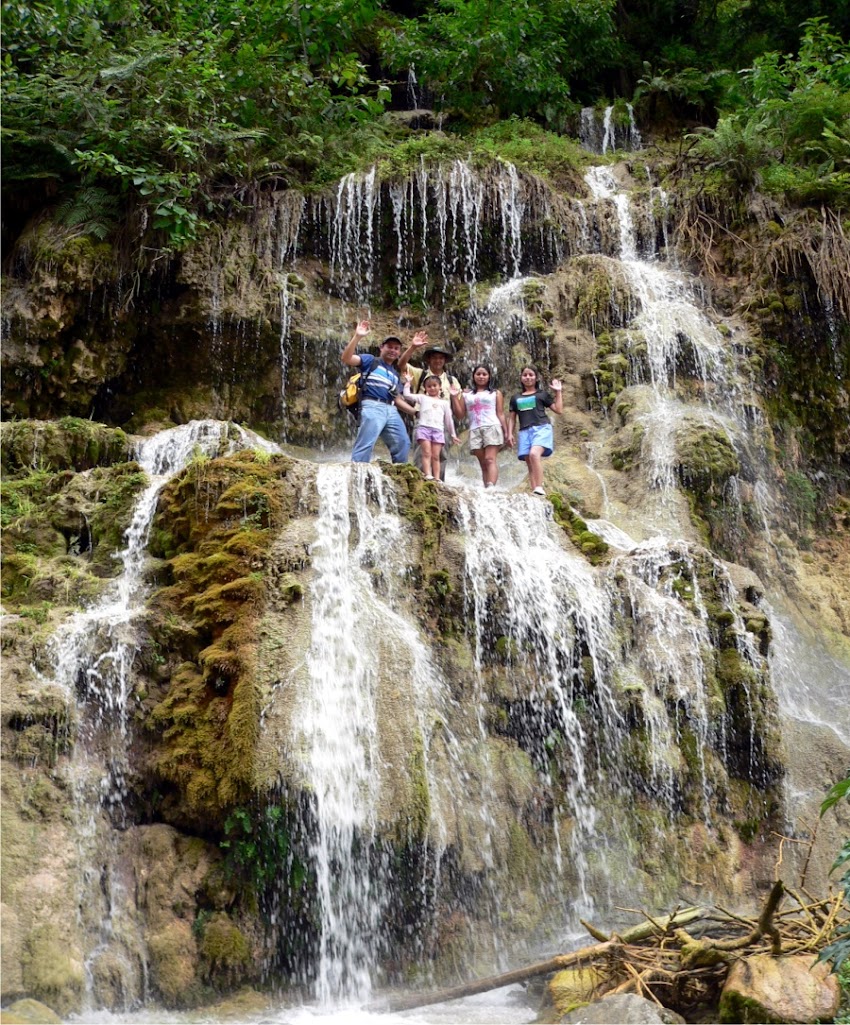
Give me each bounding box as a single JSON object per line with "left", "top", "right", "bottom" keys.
{"left": 291, "top": 463, "right": 478, "bottom": 1003}
{"left": 580, "top": 105, "right": 642, "bottom": 154}
{"left": 46, "top": 421, "right": 277, "bottom": 1009}
{"left": 457, "top": 490, "right": 619, "bottom": 909}
{"left": 582, "top": 166, "right": 773, "bottom": 531}
{"left": 294, "top": 464, "right": 389, "bottom": 1004}
{"left": 9, "top": 143, "right": 848, "bottom": 1025}
{"left": 280, "top": 467, "right": 780, "bottom": 1006}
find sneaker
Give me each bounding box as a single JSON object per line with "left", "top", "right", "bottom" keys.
{"left": 424, "top": 474, "right": 435, "bottom": 481}
{"left": 532, "top": 486, "right": 546, "bottom": 496}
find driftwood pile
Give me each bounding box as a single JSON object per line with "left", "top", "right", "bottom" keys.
{"left": 381, "top": 881, "right": 849, "bottom": 1016}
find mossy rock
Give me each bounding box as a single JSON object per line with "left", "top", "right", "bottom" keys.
{"left": 676, "top": 419, "right": 740, "bottom": 494}
{"left": 21, "top": 925, "right": 85, "bottom": 1017}
{"left": 549, "top": 492, "right": 609, "bottom": 564}
{"left": 0, "top": 419, "right": 131, "bottom": 474}
{"left": 2, "top": 998, "right": 62, "bottom": 1024}
{"left": 142, "top": 451, "right": 298, "bottom": 826}
{"left": 148, "top": 921, "right": 201, "bottom": 1007}
{"left": 199, "top": 914, "right": 252, "bottom": 988}
{"left": 1, "top": 457, "right": 149, "bottom": 613}
{"left": 547, "top": 967, "right": 605, "bottom": 1019}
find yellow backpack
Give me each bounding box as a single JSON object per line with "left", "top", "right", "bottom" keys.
{"left": 338, "top": 359, "right": 387, "bottom": 413}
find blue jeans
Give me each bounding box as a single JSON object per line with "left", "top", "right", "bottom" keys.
{"left": 351, "top": 400, "right": 411, "bottom": 463}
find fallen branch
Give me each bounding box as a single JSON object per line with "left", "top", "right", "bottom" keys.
{"left": 376, "top": 941, "right": 619, "bottom": 1013}
{"left": 375, "top": 885, "right": 847, "bottom": 1017}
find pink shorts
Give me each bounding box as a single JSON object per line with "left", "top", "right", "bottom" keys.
{"left": 415, "top": 425, "right": 445, "bottom": 445}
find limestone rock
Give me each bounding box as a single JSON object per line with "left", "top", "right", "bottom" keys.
{"left": 719, "top": 953, "right": 840, "bottom": 1024}
{"left": 547, "top": 966, "right": 605, "bottom": 1018}
{"left": 20, "top": 924, "right": 85, "bottom": 1017}
{"left": 147, "top": 920, "right": 199, "bottom": 1006}
{"left": 560, "top": 992, "right": 685, "bottom": 1023}
{"left": 2, "top": 998, "right": 62, "bottom": 1024}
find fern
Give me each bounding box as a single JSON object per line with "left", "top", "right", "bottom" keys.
{"left": 55, "top": 186, "right": 118, "bottom": 239}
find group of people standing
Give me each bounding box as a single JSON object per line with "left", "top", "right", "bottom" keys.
{"left": 341, "top": 321, "right": 563, "bottom": 495}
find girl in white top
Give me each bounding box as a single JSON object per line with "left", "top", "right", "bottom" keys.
{"left": 403, "top": 374, "right": 459, "bottom": 480}
{"left": 451, "top": 365, "right": 508, "bottom": 487}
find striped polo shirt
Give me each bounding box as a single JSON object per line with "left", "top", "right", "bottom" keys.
{"left": 359, "top": 354, "right": 402, "bottom": 403}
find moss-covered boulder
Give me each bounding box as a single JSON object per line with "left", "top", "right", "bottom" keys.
{"left": 1, "top": 997, "right": 62, "bottom": 1024}
{"left": 546, "top": 966, "right": 605, "bottom": 1019}
{"left": 140, "top": 450, "right": 301, "bottom": 827}
{"left": 719, "top": 953, "right": 840, "bottom": 1024}
{"left": 0, "top": 419, "right": 132, "bottom": 474}
{"left": 675, "top": 417, "right": 741, "bottom": 494}
{"left": 20, "top": 924, "right": 85, "bottom": 1018}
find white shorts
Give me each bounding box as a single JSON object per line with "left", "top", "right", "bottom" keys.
{"left": 469, "top": 424, "right": 504, "bottom": 451}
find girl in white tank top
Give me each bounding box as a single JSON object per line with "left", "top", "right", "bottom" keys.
{"left": 455, "top": 365, "right": 508, "bottom": 488}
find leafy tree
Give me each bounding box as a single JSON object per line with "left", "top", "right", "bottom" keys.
{"left": 379, "top": 0, "right": 618, "bottom": 125}
{"left": 1, "top": 0, "right": 391, "bottom": 248}
{"left": 687, "top": 18, "right": 850, "bottom": 205}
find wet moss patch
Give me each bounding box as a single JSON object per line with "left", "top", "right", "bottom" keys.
{"left": 1, "top": 419, "right": 131, "bottom": 474}
{"left": 549, "top": 492, "right": 609, "bottom": 563}
{"left": 142, "top": 450, "right": 296, "bottom": 827}
{"left": 1, "top": 451, "right": 149, "bottom": 613}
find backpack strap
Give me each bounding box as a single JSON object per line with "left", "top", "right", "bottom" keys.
{"left": 358, "top": 355, "right": 379, "bottom": 394}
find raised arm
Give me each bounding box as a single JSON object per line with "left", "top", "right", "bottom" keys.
{"left": 402, "top": 372, "right": 420, "bottom": 404}
{"left": 342, "top": 320, "right": 371, "bottom": 367}
{"left": 550, "top": 379, "right": 564, "bottom": 415}
{"left": 397, "top": 330, "right": 429, "bottom": 374}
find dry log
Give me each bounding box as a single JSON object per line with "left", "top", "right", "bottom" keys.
{"left": 377, "top": 908, "right": 706, "bottom": 1013}
{"left": 376, "top": 940, "right": 619, "bottom": 1013}
{"left": 590, "top": 906, "right": 705, "bottom": 944}
{"left": 373, "top": 886, "right": 847, "bottom": 1017}
{"left": 677, "top": 881, "right": 785, "bottom": 964}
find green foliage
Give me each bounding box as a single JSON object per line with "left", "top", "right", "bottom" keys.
{"left": 380, "top": 0, "right": 617, "bottom": 127}
{"left": 687, "top": 18, "right": 850, "bottom": 205}
{"left": 2, "top": 0, "right": 391, "bottom": 248}
{"left": 323, "top": 116, "right": 586, "bottom": 188}
{"left": 784, "top": 470, "right": 819, "bottom": 530}
{"left": 818, "top": 776, "right": 850, "bottom": 973}
{"left": 221, "top": 802, "right": 307, "bottom": 900}
{"left": 633, "top": 64, "right": 739, "bottom": 119}
{"left": 823, "top": 777, "right": 850, "bottom": 816}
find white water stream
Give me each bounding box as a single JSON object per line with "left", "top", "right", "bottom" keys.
{"left": 45, "top": 421, "right": 278, "bottom": 1011}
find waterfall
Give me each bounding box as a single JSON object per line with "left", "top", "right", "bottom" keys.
{"left": 293, "top": 464, "right": 474, "bottom": 1003}
{"left": 279, "top": 275, "right": 293, "bottom": 437}
{"left": 581, "top": 105, "right": 643, "bottom": 154}
{"left": 295, "top": 465, "right": 388, "bottom": 1004}
{"left": 46, "top": 421, "right": 277, "bottom": 1009}
{"left": 766, "top": 602, "right": 850, "bottom": 743}
{"left": 267, "top": 159, "right": 575, "bottom": 309}
{"left": 273, "top": 456, "right": 786, "bottom": 1008}
{"left": 457, "top": 490, "right": 619, "bottom": 908}
{"left": 11, "top": 138, "right": 849, "bottom": 1023}
{"left": 582, "top": 166, "right": 772, "bottom": 529}
{"left": 407, "top": 65, "right": 419, "bottom": 109}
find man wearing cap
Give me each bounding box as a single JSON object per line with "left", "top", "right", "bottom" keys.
{"left": 398, "top": 336, "right": 464, "bottom": 480}
{"left": 342, "top": 320, "right": 425, "bottom": 463}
